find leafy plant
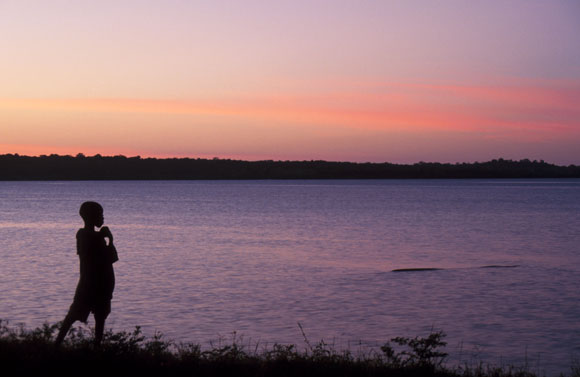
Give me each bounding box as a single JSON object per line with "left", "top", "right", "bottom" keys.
{"left": 381, "top": 330, "right": 448, "bottom": 369}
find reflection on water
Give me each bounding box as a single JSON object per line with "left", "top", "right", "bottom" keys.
{"left": 0, "top": 179, "right": 579, "bottom": 375}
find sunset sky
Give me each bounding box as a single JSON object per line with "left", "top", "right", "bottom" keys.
{"left": 1, "top": 1, "right": 579, "bottom": 164}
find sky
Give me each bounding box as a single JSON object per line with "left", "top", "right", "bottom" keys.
{"left": 1, "top": 0, "right": 579, "bottom": 164}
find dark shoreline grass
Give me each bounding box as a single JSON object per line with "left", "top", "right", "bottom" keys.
{"left": 1, "top": 320, "right": 577, "bottom": 377}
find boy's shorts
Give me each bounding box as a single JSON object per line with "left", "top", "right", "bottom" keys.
{"left": 67, "top": 299, "right": 111, "bottom": 323}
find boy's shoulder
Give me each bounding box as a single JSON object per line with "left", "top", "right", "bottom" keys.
{"left": 76, "top": 228, "right": 93, "bottom": 239}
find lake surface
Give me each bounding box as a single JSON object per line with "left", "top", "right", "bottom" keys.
{"left": 1, "top": 180, "right": 579, "bottom": 374}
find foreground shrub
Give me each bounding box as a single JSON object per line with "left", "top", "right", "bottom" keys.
{"left": 0, "top": 320, "right": 574, "bottom": 377}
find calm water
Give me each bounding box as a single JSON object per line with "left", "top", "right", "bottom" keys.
{"left": 1, "top": 180, "right": 579, "bottom": 374}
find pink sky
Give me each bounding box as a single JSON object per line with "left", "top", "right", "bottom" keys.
{"left": 1, "top": 1, "right": 579, "bottom": 164}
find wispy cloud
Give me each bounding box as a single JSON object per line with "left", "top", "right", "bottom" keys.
{"left": 2, "top": 79, "right": 578, "bottom": 142}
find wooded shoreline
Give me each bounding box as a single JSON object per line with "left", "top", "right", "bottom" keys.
{"left": 1, "top": 154, "right": 579, "bottom": 180}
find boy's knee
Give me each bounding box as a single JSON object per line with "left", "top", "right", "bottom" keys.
{"left": 94, "top": 302, "right": 111, "bottom": 320}
{"left": 62, "top": 314, "right": 76, "bottom": 326}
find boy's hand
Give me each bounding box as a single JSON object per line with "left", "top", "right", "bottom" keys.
{"left": 101, "top": 226, "right": 114, "bottom": 243}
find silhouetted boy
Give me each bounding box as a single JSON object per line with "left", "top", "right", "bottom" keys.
{"left": 55, "top": 201, "right": 118, "bottom": 346}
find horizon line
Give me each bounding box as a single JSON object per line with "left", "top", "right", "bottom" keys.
{"left": 1, "top": 153, "right": 575, "bottom": 167}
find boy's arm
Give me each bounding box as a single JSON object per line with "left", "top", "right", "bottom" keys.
{"left": 76, "top": 229, "right": 89, "bottom": 255}
{"left": 100, "top": 226, "right": 119, "bottom": 264}
{"left": 100, "top": 226, "right": 114, "bottom": 245}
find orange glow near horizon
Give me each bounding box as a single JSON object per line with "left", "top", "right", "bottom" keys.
{"left": 2, "top": 80, "right": 578, "bottom": 161}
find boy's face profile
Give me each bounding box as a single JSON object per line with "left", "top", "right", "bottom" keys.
{"left": 91, "top": 210, "right": 104, "bottom": 228}
{"left": 80, "top": 202, "right": 104, "bottom": 228}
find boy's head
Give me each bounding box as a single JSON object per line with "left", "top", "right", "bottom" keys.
{"left": 79, "top": 201, "right": 104, "bottom": 227}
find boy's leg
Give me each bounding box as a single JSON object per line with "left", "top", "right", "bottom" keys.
{"left": 93, "top": 301, "right": 110, "bottom": 346}
{"left": 94, "top": 314, "right": 106, "bottom": 346}
{"left": 55, "top": 313, "right": 76, "bottom": 346}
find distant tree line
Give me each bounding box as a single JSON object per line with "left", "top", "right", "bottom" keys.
{"left": 0, "top": 154, "right": 579, "bottom": 180}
